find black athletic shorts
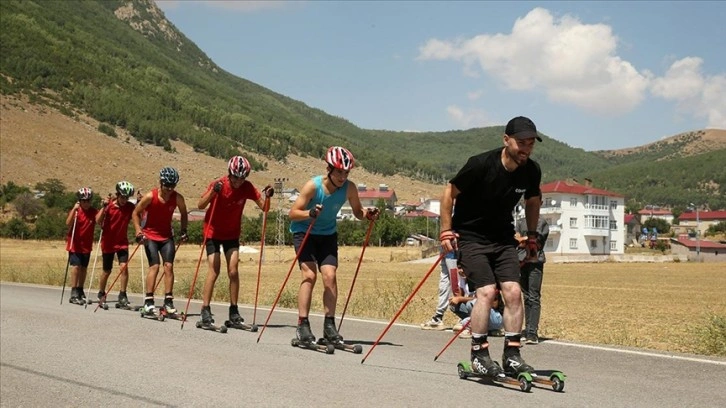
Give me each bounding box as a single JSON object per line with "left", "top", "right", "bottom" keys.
{"left": 458, "top": 240, "right": 520, "bottom": 291}
{"left": 293, "top": 232, "right": 338, "bottom": 269}
{"left": 102, "top": 249, "right": 129, "bottom": 271}
{"left": 69, "top": 252, "right": 91, "bottom": 268}
{"left": 144, "top": 238, "right": 175, "bottom": 266}
{"left": 205, "top": 238, "right": 240, "bottom": 256}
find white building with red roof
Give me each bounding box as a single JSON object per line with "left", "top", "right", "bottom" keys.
{"left": 540, "top": 179, "right": 626, "bottom": 255}
{"left": 338, "top": 184, "right": 398, "bottom": 218}
{"left": 676, "top": 210, "right": 726, "bottom": 237}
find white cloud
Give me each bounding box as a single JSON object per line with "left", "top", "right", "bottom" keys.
{"left": 446, "top": 105, "right": 494, "bottom": 128}
{"left": 418, "top": 7, "right": 650, "bottom": 115}
{"left": 651, "top": 57, "right": 726, "bottom": 129}
{"left": 467, "top": 90, "right": 484, "bottom": 101}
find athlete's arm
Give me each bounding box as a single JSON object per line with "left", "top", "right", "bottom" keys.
{"left": 177, "top": 194, "right": 188, "bottom": 232}
{"left": 347, "top": 181, "right": 365, "bottom": 221}
{"left": 288, "top": 180, "right": 317, "bottom": 221}
{"left": 132, "top": 192, "right": 152, "bottom": 236}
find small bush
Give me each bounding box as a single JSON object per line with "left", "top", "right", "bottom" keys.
{"left": 694, "top": 313, "right": 726, "bottom": 356}
{"left": 98, "top": 123, "right": 117, "bottom": 137}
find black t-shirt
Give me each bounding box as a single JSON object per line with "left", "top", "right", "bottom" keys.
{"left": 450, "top": 147, "right": 541, "bottom": 244}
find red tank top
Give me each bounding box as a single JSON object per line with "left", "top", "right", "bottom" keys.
{"left": 66, "top": 207, "right": 98, "bottom": 253}
{"left": 142, "top": 188, "right": 177, "bottom": 241}
{"left": 101, "top": 201, "right": 135, "bottom": 252}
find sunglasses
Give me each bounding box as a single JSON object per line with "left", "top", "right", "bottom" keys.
{"left": 229, "top": 175, "right": 245, "bottom": 181}
{"left": 162, "top": 183, "right": 177, "bottom": 189}
{"left": 79, "top": 199, "right": 91, "bottom": 203}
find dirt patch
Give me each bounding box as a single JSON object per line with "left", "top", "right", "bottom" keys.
{"left": 0, "top": 95, "right": 443, "bottom": 216}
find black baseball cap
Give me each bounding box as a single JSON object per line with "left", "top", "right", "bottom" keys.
{"left": 505, "top": 116, "right": 542, "bottom": 142}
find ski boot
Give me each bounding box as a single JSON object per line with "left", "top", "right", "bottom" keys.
{"left": 78, "top": 289, "right": 88, "bottom": 305}
{"left": 228, "top": 305, "right": 244, "bottom": 324}
{"left": 296, "top": 318, "right": 316, "bottom": 344}
{"left": 116, "top": 292, "right": 131, "bottom": 309}
{"left": 503, "top": 335, "right": 534, "bottom": 374}
{"left": 200, "top": 306, "right": 214, "bottom": 326}
{"left": 163, "top": 296, "right": 177, "bottom": 315}
{"left": 323, "top": 317, "right": 343, "bottom": 344}
{"left": 471, "top": 340, "right": 504, "bottom": 377}
{"left": 95, "top": 290, "right": 109, "bottom": 310}
{"left": 68, "top": 288, "right": 80, "bottom": 304}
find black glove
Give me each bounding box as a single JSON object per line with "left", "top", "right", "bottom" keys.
{"left": 135, "top": 233, "right": 146, "bottom": 244}
{"left": 213, "top": 181, "right": 223, "bottom": 193}
{"left": 262, "top": 185, "right": 274, "bottom": 198}
{"left": 180, "top": 229, "right": 189, "bottom": 242}
{"left": 309, "top": 206, "right": 320, "bottom": 219}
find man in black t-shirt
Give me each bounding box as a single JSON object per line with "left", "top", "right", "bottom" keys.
{"left": 439, "top": 116, "right": 543, "bottom": 377}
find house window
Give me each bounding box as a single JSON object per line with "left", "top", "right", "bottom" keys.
{"left": 590, "top": 239, "right": 597, "bottom": 249}
{"left": 610, "top": 240, "right": 617, "bottom": 250}
{"left": 569, "top": 238, "right": 578, "bottom": 249}
{"left": 610, "top": 220, "right": 617, "bottom": 230}
{"left": 570, "top": 217, "right": 578, "bottom": 228}
{"left": 610, "top": 200, "right": 618, "bottom": 210}
{"left": 570, "top": 198, "right": 577, "bottom": 207}
{"left": 585, "top": 215, "right": 609, "bottom": 229}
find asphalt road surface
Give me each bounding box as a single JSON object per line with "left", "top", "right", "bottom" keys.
{"left": 1, "top": 283, "right": 725, "bottom": 407}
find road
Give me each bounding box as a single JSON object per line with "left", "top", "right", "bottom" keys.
{"left": 1, "top": 283, "right": 725, "bottom": 407}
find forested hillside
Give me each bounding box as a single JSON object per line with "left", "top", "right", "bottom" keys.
{"left": 1, "top": 0, "right": 724, "bottom": 209}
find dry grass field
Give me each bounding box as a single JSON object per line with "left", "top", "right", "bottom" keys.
{"left": 1, "top": 238, "right": 724, "bottom": 356}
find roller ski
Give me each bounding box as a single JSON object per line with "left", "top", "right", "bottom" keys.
{"left": 223, "top": 305, "right": 258, "bottom": 332}
{"left": 291, "top": 318, "right": 334, "bottom": 354}
{"left": 139, "top": 303, "right": 165, "bottom": 321}
{"left": 159, "top": 297, "right": 185, "bottom": 321}
{"left": 528, "top": 370, "right": 566, "bottom": 392}
{"left": 316, "top": 317, "right": 362, "bottom": 354}
{"left": 195, "top": 306, "right": 227, "bottom": 333}
{"left": 457, "top": 360, "right": 533, "bottom": 392}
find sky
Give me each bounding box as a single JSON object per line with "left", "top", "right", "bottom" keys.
{"left": 156, "top": 1, "right": 726, "bottom": 151}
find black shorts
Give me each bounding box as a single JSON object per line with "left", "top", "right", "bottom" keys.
{"left": 102, "top": 249, "right": 129, "bottom": 271}
{"left": 458, "top": 241, "right": 520, "bottom": 291}
{"left": 293, "top": 232, "right": 338, "bottom": 269}
{"left": 144, "top": 239, "right": 175, "bottom": 266}
{"left": 205, "top": 238, "right": 240, "bottom": 256}
{"left": 69, "top": 252, "right": 91, "bottom": 268}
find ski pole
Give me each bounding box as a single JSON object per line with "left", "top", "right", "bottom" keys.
{"left": 140, "top": 245, "right": 145, "bottom": 295}
{"left": 361, "top": 252, "right": 445, "bottom": 364}
{"left": 434, "top": 318, "right": 471, "bottom": 361}
{"left": 60, "top": 210, "right": 79, "bottom": 305}
{"left": 338, "top": 218, "right": 375, "bottom": 332}
{"left": 153, "top": 240, "right": 182, "bottom": 294}
{"left": 94, "top": 242, "right": 141, "bottom": 312}
{"left": 253, "top": 196, "right": 271, "bottom": 325}
{"left": 180, "top": 199, "right": 218, "bottom": 329}
{"left": 257, "top": 218, "right": 316, "bottom": 344}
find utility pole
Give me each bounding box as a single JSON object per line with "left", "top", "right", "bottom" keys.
{"left": 274, "top": 177, "right": 288, "bottom": 261}
{"left": 689, "top": 203, "right": 701, "bottom": 259}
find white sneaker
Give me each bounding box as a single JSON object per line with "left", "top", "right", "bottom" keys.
{"left": 458, "top": 327, "right": 472, "bottom": 339}
{"left": 453, "top": 317, "right": 470, "bottom": 332}
{"left": 420, "top": 316, "right": 445, "bottom": 330}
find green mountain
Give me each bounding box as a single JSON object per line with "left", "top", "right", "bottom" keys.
{"left": 1, "top": 0, "right": 724, "bottom": 210}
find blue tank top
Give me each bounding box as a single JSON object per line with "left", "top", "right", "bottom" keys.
{"left": 290, "top": 176, "right": 348, "bottom": 235}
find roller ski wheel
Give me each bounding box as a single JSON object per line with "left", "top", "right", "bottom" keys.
{"left": 529, "top": 371, "right": 566, "bottom": 392}
{"left": 317, "top": 337, "right": 362, "bottom": 354}
{"left": 291, "top": 338, "right": 334, "bottom": 354}
{"left": 224, "top": 320, "right": 259, "bottom": 332}
{"left": 195, "top": 320, "right": 227, "bottom": 333}
{"left": 140, "top": 308, "right": 165, "bottom": 321}
{"left": 457, "top": 361, "right": 532, "bottom": 392}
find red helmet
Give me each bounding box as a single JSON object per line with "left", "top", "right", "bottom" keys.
{"left": 228, "top": 156, "right": 251, "bottom": 178}
{"left": 325, "top": 146, "right": 355, "bottom": 170}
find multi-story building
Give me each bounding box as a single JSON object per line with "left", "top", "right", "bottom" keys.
{"left": 539, "top": 179, "right": 626, "bottom": 255}
{"left": 338, "top": 184, "right": 397, "bottom": 219}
